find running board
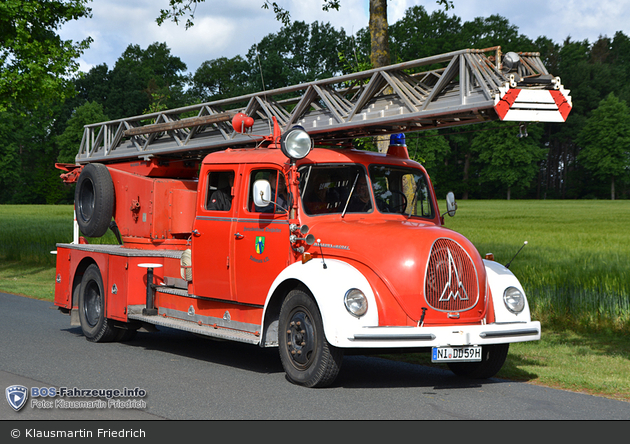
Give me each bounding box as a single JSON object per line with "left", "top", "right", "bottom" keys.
{"left": 127, "top": 305, "right": 261, "bottom": 345}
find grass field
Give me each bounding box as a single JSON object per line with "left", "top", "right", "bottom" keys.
{"left": 442, "top": 199, "right": 630, "bottom": 333}
{"left": 1, "top": 202, "right": 629, "bottom": 401}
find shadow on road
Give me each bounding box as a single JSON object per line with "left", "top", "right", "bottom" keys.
{"left": 63, "top": 325, "right": 512, "bottom": 390}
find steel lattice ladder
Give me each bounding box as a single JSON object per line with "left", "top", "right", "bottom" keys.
{"left": 75, "top": 46, "right": 571, "bottom": 165}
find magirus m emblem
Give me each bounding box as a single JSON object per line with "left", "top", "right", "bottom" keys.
{"left": 438, "top": 248, "right": 469, "bottom": 302}
{"left": 6, "top": 385, "right": 28, "bottom": 411}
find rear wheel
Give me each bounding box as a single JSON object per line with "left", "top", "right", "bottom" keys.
{"left": 278, "top": 290, "right": 343, "bottom": 388}
{"left": 447, "top": 344, "right": 509, "bottom": 379}
{"left": 78, "top": 264, "right": 117, "bottom": 342}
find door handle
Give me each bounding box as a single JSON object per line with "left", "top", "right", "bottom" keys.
{"left": 234, "top": 232, "right": 244, "bottom": 239}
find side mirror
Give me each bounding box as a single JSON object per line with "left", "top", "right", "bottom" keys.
{"left": 445, "top": 191, "right": 457, "bottom": 217}
{"left": 253, "top": 180, "right": 272, "bottom": 207}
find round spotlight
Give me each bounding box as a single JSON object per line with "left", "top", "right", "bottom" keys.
{"left": 280, "top": 126, "right": 312, "bottom": 160}
{"left": 502, "top": 52, "right": 521, "bottom": 72}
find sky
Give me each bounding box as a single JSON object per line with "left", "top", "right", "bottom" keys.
{"left": 58, "top": 0, "right": 630, "bottom": 75}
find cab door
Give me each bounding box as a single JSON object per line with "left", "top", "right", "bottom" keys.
{"left": 191, "top": 167, "right": 238, "bottom": 301}
{"left": 233, "top": 167, "right": 291, "bottom": 306}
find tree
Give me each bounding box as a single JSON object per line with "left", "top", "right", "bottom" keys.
{"left": 388, "top": 5, "right": 462, "bottom": 64}
{"left": 157, "top": 1, "right": 452, "bottom": 68}
{"left": 246, "top": 21, "right": 350, "bottom": 90}
{"left": 407, "top": 131, "right": 450, "bottom": 188}
{"left": 369, "top": 0, "right": 389, "bottom": 68}
{"left": 577, "top": 93, "right": 630, "bottom": 200}
{"left": 459, "top": 14, "right": 535, "bottom": 51}
{"left": 0, "top": 0, "right": 92, "bottom": 113}
{"left": 0, "top": 107, "right": 72, "bottom": 204}
{"left": 190, "top": 56, "right": 251, "bottom": 103}
{"left": 57, "top": 101, "right": 110, "bottom": 164}
{"left": 471, "top": 122, "right": 546, "bottom": 200}
{"left": 71, "top": 42, "right": 188, "bottom": 120}
{"left": 157, "top": 1, "right": 341, "bottom": 28}
{"left": 107, "top": 42, "right": 188, "bottom": 118}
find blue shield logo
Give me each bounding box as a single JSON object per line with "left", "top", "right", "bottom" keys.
{"left": 6, "top": 385, "right": 28, "bottom": 411}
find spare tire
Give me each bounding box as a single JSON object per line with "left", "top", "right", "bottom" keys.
{"left": 75, "top": 163, "right": 114, "bottom": 238}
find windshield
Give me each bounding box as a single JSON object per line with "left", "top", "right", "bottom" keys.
{"left": 369, "top": 165, "right": 434, "bottom": 218}
{"left": 299, "top": 164, "right": 372, "bottom": 215}
{"left": 299, "top": 164, "right": 434, "bottom": 219}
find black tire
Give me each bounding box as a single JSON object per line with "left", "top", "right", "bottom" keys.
{"left": 75, "top": 163, "right": 114, "bottom": 238}
{"left": 447, "top": 344, "right": 509, "bottom": 379}
{"left": 78, "top": 264, "right": 117, "bottom": 342}
{"left": 278, "top": 290, "right": 343, "bottom": 388}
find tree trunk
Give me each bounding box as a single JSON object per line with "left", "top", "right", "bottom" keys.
{"left": 369, "top": 0, "right": 390, "bottom": 69}
{"left": 369, "top": 0, "right": 391, "bottom": 153}
{"left": 611, "top": 176, "right": 616, "bottom": 200}
{"left": 507, "top": 186, "right": 511, "bottom": 200}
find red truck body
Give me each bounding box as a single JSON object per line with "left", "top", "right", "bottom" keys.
{"left": 54, "top": 129, "right": 539, "bottom": 387}
{"left": 53, "top": 47, "right": 571, "bottom": 386}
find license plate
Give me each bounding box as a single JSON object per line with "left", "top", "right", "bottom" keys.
{"left": 431, "top": 346, "right": 482, "bottom": 362}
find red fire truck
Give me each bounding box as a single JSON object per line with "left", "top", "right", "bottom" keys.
{"left": 54, "top": 47, "right": 571, "bottom": 387}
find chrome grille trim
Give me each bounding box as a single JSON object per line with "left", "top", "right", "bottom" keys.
{"left": 424, "top": 238, "right": 479, "bottom": 312}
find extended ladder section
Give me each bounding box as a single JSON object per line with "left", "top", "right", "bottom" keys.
{"left": 76, "top": 46, "right": 572, "bottom": 164}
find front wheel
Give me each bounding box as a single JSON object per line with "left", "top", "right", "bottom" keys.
{"left": 278, "top": 290, "right": 343, "bottom": 388}
{"left": 447, "top": 344, "right": 509, "bottom": 379}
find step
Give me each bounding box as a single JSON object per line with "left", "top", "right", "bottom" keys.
{"left": 127, "top": 304, "right": 261, "bottom": 345}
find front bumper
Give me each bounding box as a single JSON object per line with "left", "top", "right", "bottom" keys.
{"left": 337, "top": 321, "right": 541, "bottom": 349}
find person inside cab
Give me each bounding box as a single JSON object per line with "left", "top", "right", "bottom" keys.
{"left": 207, "top": 172, "right": 234, "bottom": 211}
{"left": 345, "top": 174, "right": 372, "bottom": 213}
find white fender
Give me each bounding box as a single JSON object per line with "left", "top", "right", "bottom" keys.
{"left": 483, "top": 259, "right": 533, "bottom": 323}
{"left": 264, "top": 258, "right": 378, "bottom": 347}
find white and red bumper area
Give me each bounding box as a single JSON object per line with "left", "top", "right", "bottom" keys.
{"left": 343, "top": 321, "right": 541, "bottom": 349}
{"left": 494, "top": 82, "right": 572, "bottom": 122}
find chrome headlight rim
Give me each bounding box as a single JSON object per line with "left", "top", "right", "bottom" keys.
{"left": 280, "top": 126, "right": 312, "bottom": 160}
{"left": 503, "top": 286, "right": 525, "bottom": 314}
{"left": 344, "top": 288, "right": 368, "bottom": 318}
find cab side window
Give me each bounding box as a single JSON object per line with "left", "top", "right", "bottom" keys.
{"left": 248, "top": 169, "right": 288, "bottom": 214}
{"left": 206, "top": 171, "right": 235, "bottom": 211}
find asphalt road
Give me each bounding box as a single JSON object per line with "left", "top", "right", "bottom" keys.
{"left": 1, "top": 291, "right": 628, "bottom": 421}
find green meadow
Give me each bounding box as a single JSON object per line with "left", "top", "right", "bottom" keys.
{"left": 1, "top": 201, "right": 629, "bottom": 331}
{"left": 1, "top": 202, "right": 629, "bottom": 400}
{"left": 442, "top": 199, "right": 630, "bottom": 333}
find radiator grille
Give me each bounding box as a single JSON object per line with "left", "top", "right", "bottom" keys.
{"left": 424, "top": 238, "right": 479, "bottom": 312}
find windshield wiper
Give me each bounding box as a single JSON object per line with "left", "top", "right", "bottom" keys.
{"left": 341, "top": 173, "right": 360, "bottom": 218}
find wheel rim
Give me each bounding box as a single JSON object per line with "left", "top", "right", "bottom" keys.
{"left": 284, "top": 308, "right": 317, "bottom": 369}
{"left": 78, "top": 178, "right": 95, "bottom": 222}
{"left": 83, "top": 280, "right": 101, "bottom": 327}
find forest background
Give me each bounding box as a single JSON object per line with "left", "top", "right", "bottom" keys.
{"left": 1, "top": 2, "right": 630, "bottom": 205}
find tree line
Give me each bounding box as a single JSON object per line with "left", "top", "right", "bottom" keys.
{"left": 1, "top": 4, "right": 629, "bottom": 204}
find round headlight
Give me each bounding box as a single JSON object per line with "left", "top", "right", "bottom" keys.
{"left": 344, "top": 288, "right": 368, "bottom": 317}
{"left": 280, "top": 126, "right": 312, "bottom": 160}
{"left": 503, "top": 286, "right": 525, "bottom": 314}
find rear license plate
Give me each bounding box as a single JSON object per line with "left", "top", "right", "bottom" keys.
{"left": 431, "top": 346, "right": 482, "bottom": 362}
